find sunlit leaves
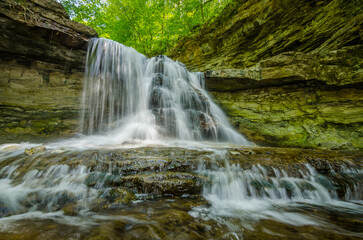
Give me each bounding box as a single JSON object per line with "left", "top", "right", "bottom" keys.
{"left": 56, "top": 0, "right": 232, "bottom": 56}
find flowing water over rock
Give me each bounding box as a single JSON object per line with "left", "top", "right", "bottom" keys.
{"left": 0, "top": 144, "right": 362, "bottom": 239}
{"left": 79, "top": 38, "right": 247, "bottom": 145}
{"left": 0, "top": 38, "right": 362, "bottom": 239}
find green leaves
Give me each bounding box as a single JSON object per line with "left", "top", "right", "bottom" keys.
{"left": 56, "top": 0, "right": 232, "bottom": 56}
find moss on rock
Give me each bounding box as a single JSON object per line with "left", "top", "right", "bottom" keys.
{"left": 210, "top": 80, "right": 363, "bottom": 150}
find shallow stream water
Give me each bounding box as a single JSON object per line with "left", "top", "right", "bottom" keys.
{"left": 0, "top": 142, "right": 362, "bottom": 239}
{"left": 0, "top": 38, "right": 361, "bottom": 239}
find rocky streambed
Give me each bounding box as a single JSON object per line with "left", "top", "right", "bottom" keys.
{"left": 0, "top": 143, "right": 362, "bottom": 239}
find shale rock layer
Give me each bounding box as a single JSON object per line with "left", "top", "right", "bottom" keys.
{"left": 0, "top": 0, "right": 97, "bottom": 143}
{"left": 172, "top": 0, "right": 363, "bottom": 150}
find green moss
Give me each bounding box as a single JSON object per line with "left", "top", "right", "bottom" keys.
{"left": 173, "top": 0, "right": 361, "bottom": 72}
{"left": 3, "top": 119, "right": 66, "bottom": 135}
{"left": 106, "top": 188, "right": 135, "bottom": 205}
{"left": 212, "top": 81, "right": 363, "bottom": 150}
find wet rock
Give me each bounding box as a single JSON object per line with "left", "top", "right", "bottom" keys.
{"left": 229, "top": 151, "right": 241, "bottom": 156}
{"left": 0, "top": 145, "right": 362, "bottom": 239}
{"left": 89, "top": 198, "right": 109, "bottom": 212}
{"left": 121, "top": 140, "right": 139, "bottom": 145}
{"left": 121, "top": 172, "right": 203, "bottom": 196}
{"left": 2, "top": 146, "right": 361, "bottom": 206}
{"left": 0, "top": 204, "right": 11, "bottom": 218}
{"left": 24, "top": 145, "right": 46, "bottom": 155}
{"left": 87, "top": 199, "right": 225, "bottom": 240}
{"left": 116, "top": 158, "right": 173, "bottom": 174}
{"left": 239, "top": 148, "right": 256, "bottom": 155}
{"left": 103, "top": 187, "right": 135, "bottom": 205}
{"left": 62, "top": 203, "right": 78, "bottom": 216}
{"left": 0, "top": 144, "right": 21, "bottom": 152}
{"left": 113, "top": 188, "right": 135, "bottom": 205}
{"left": 152, "top": 73, "right": 163, "bottom": 86}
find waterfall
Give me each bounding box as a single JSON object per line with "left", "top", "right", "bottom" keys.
{"left": 0, "top": 38, "right": 361, "bottom": 239}
{"left": 79, "top": 38, "right": 248, "bottom": 145}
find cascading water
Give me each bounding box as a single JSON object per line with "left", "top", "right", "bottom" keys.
{"left": 1, "top": 146, "right": 361, "bottom": 239}
{"left": 0, "top": 38, "right": 361, "bottom": 239}
{"left": 79, "top": 38, "right": 248, "bottom": 145}
{"left": 190, "top": 155, "right": 363, "bottom": 237}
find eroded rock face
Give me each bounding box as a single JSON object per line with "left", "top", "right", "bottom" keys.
{"left": 0, "top": 0, "right": 97, "bottom": 143}
{"left": 172, "top": 0, "right": 362, "bottom": 71}
{"left": 211, "top": 82, "right": 363, "bottom": 150}
{"left": 206, "top": 47, "right": 363, "bottom": 150}
{"left": 205, "top": 46, "right": 363, "bottom": 91}
{"left": 171, "top": 0, "right": 363, "bottom": 150}
{"left": 0, "top": 0, "right": 96, "bottom": 66}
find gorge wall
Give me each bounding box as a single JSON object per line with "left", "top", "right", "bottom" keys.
{"left": 0, "top": 0, "right": 97, "bottom": 142}
{"left": 0, "top": 0, "right": 362, "bottom": 151}
{"left": 172, "top": 0, "right": 363, "bottom": 150}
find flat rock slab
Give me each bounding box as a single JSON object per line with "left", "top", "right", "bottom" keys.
{"left": 1, "top": 145, "right": 361, "bottom": 198}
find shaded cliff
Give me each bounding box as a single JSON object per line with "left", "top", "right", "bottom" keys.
{"left": 0, "top": 0, "right": 97, "bottom": 143}
{"left": 172, "top": 0, "right": 363, "bottom": 150}
{"left": 207, "top": 46, "right": 363, "bottom": 150}
{"left": 0, "top": 0, "right": 362, "bottom": 150}
{"left": 172, "top": 0, "right": 362, "bottom": 71}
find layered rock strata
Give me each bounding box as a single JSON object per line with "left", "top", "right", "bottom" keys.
{"left": 208, "top": 46, "right": 363, "bottom": 150}
{"left": 0, "top": 0, "right": 97, "bottom": 143}
{"left": 172, "top": 0, "right": 362, "bottom": 71}
{"left": 172, "top": 0, "right": 363, "bottom": 150}
{"left": 1, "top": 146, "right": 361, "bottom": 204}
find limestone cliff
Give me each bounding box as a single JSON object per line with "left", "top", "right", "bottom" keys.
{"left": 0, "top": 0, "right": 362, "bottom": 150}
{"left": 0, "top": 0, "right": 97, "bottom": 142}
{"left": 172, "top": 0, "right": 362, "bottom": 71}
{"left": 172, "top": 0, "right": 363, "bottom": 150}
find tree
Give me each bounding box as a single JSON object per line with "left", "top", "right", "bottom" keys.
{"left": 56, "top": 0, "right": 233, "bottom": 56}
{"left": 56, "top": 0, "right": 106, "bottom": 36}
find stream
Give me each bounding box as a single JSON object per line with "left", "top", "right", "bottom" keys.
{"left": 0, "top": 38, "right": 361, "bottom": 239}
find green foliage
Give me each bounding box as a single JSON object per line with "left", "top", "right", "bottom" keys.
{"left": 56, "top": 0, "right": 233, "bottom": 56}
{"left": 56, "top": 0, "right": 105, "bottom": 35}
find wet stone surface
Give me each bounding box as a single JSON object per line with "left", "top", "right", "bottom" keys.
{"left": 0, "top": 198, "right": 362, "bottom": 240}
{"left": 0, "top": 145, "right": 362, "bottom": 239}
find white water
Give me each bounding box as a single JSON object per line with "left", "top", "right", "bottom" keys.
{"left": 0, "top": 39, "right": 361, "bottom": 238}
{"left": 79, "top": 38, "right": 248, "bottom": 145}
{"left": 0, "top": 162, "right": 95, "bottom": 216}
{"left": 0, "top": 146, "right": 362, "bottom": 240}
{"left": 191, "top": 157, "right": 363, "bottom": 230}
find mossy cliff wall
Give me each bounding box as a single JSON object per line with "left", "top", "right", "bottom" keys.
{"left": 172, "top": 0, "right": 363, "bottom": 150}
{"left": 0, "top": 0, "right": 361, "bottom": 150}
{"left": 0, "top": 0, "right": 97, "bottom": 143}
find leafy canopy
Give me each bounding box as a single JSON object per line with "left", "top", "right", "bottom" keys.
{"left": 56, "top": 0, "right": 233, "bottom": 56}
